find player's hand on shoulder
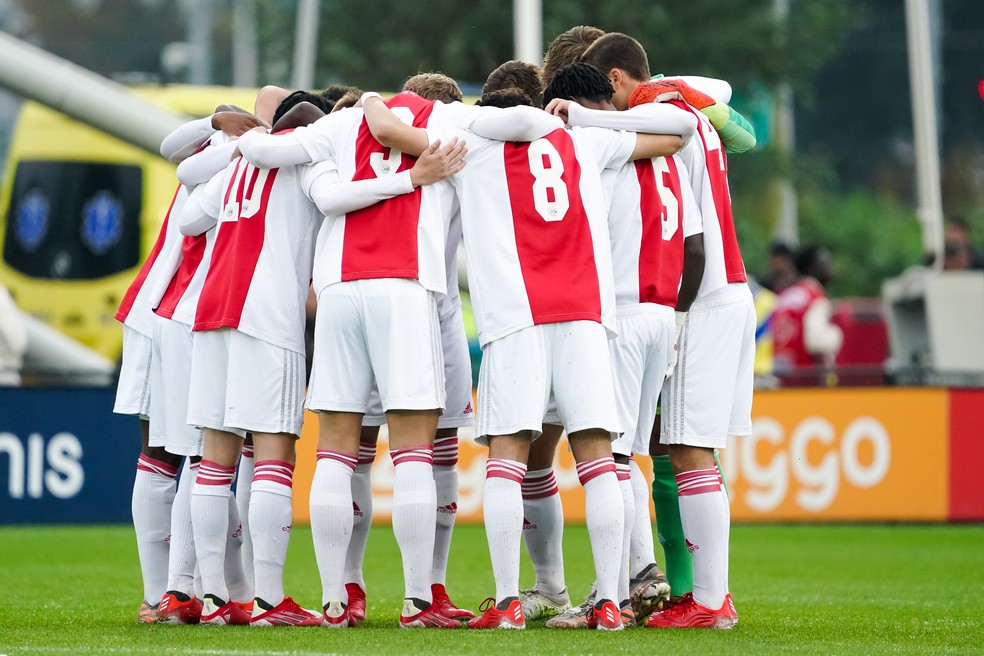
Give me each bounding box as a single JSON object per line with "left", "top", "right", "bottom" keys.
{"left": 212, "top": 110, "right": 269, "bottom": 137}
{"left": 629, "top": 79, "right": 715, "bottom": 111}
{"left": 545, "top": 98, "right": 573, "bottom": 124}
{"left": 409, "top": 138, "right": 467, "bottom": 187}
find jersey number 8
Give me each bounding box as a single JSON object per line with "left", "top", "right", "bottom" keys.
{"left": 527, "top": 139, "right": 569, "bottom": 222}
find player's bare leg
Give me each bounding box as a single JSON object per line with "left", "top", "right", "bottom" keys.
{"left": 469, "top": 432, "right": 531, "bottom": 629}
{"left": 191, "top": 429, "right": 250, "bottom": 625}
{"left": 568, "top": 428, "right": 624, "bottom": 631}
{"left": 387, "top": 409, "right": 457, "bottom": 628}
{"left": 519, "top": 424, "right": 571, "bottom": 619}
{"left": 133, "top": 419, "right": 182, "bottom": 623}
{"left": 646, "top": 443, "right": 735, "bottom": 629}
{"left": 311, "top": 411, "right": 363, "bottom": 627}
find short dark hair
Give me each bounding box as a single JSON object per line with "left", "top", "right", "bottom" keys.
{"left": 542, "top": 62, "right": 614, "bottom": 106}
{"left": 581, "top": 32, "right": 650, "bottom": 82}
{"left": 541, "top": 25, "right": 605, "bottom": 87}
{"left": 320, "top": 84, "right": 362, "bottom": 110}
{"left": 272, "top": 90, "right": 332, "bottom": 126}
{"left": 795, "top": 244, "right": 826, "bottom": 276}
{"left": 476, "top": 87, "right": 536, "bottom": 109}
{"left": 484, "top": 60, "right": 543, "bottom": 108}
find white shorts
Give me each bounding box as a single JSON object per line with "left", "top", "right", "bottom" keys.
{"left": 114, "top": 325, "right": 152, "bottom": 419}
{"left": 149, "top": 316, "right": 203, "bottom": 457}
{"left": 475, "top": 321, "right": 620, "bottom": 445}
{"left": 187, "top": 328, "right": 306, "bottom": 436}
{"left": 610, "top": 305, "right": 675, "bottom": 457}
{"left": 363, "top": 303, "right": 474, "bottom": 429}
{"left": 306, "top": 279, "right": 445, "bottom": 414}
{"left": 661, "top": 283, "right": 755, "bottom": 449}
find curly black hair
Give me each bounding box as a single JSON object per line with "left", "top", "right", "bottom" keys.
{"left": 542, "top": 62, "right": 614, "bottom": 107}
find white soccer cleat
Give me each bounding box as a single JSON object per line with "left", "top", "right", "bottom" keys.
{"left": 519, "top": 587, "right": 572, "bottom": 620}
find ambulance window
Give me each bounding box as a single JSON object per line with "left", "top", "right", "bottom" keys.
{"left": 3, "top": 161, "right": 142, "bottom": 279}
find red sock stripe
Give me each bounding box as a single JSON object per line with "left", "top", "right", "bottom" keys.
{"left": 486, "top": 458, "right": 526, "bottom": 484}
{"left": 576, "top": 456, "right": 616, "bottom": 486}
{"left": 433, "top": 436, "right": 459, "bottom": 467}
{"left": 676, "top": 468, "right": 723, "bottom": 496}
{"left": 253, "top": 460, "right": 294, "bottom": 489}
{"left": 391, "top": 445, "right": 434, "bottom": 467}
{"left": 357, "top": 441, "right": 377, "bottom": 465}
{"left": 136, "top": 454, "right": 179, "bottom": 478}
{"left": 196, "top": 460, "right": 237, "bottom": 487}
{"left": 317, "top": 449, "right": 358, "bottom": 471}
{"left": 521, "top": 470, "right": 559, "bottom": 500}
{"left": 241, "top": 443, "right": 254, "bottom": 459}
{"left": 615, "top": 462, "right": 632, "bottom": 482}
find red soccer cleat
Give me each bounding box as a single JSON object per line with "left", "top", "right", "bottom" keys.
{"left": 345, "top": 583, "right": 366, "bottom": 623}
{"left": 250, "top": 596, "right": 322, "bottom": 627}
{"left": 467, "top": 597, "right": 525, "bottom": 630}
{"left": 431, "top": 584, "right": 475, "bottom": 620}
{"left": 399, "top": 598, "right": 461, "bottom": 628}
{"left": 644, "top": 592, "right": 738, "bottom": 629}
{"left": 157, "top": 591, "right": 203, "bottom": 624}
{"left": 586, "top": 599, "right": 624, "bottom": 631}
{"left": 200, "top": 596, "right": 251, "bottom": 625}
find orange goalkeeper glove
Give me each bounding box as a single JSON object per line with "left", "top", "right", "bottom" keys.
{"left": 628, "top": 79, "right": 716, "bottom": 110}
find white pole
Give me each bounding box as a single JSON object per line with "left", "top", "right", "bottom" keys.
{"left": 292, "top": 0, "right": 321, "bottom": 90}
{"left": 187, "top": 0, "right": 214, "bottom": 85}
{"left": 905, "top": 0, "right": 945, "bottom": 266}
{"left": 232, "top": 0, "right": 258, "bottom": 87}
{"left": 0, "top": 32, "right": 184, "bottom": 156}
{"left": 774, "top": 0, "right": 798, "bottom": 245}
{"left": 513, "top": 0, "right": 542, "bottom": 65}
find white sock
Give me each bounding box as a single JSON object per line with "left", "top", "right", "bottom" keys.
{"left": 224, "top": 493, "right": 250, "bottom": 603}
{"left": 249, "top": 460, "right": 295, "bottom": 606}
{"left": 616, "top": 462, "right": 633, "bottom": 604}
{"left": 521, "top": 468, "right": 566, "bottom": 596}
{"left": 677, "top": 468, "right": 730, "bottom": 609}
{"left": 191, "top": 459, "right": 236, "bottom": 602}
{"left": 343, "top": 442, "right": 375, "bottom": 591}
{"left": 132, "top": 454, "right": 178, "bottom": 604}
{"left": 311, "top": 450, "right": 356, "bottom": 606}
{"left": 236, "top": 443, "right": 255, "bottom": 591}
{"left": 578, "top": 457, "right": 623, "bottom": 605}
{"left": 432, "top": 436, "right": 459, "bottom": 586}
{"left": 166, "top": 459, "right": 198, "bottom": 596}
{"left": 484, "top": 458, "right": 527, "bottom": 604}
{"left": 391, "top": 446, "right": 437, "bottom": 603}
{"left": 629, "top": 458, "right": 658, "bottom": 577}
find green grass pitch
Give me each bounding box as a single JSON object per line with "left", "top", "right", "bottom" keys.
{"left": 1, "top": 523, "right": 982, "bottom": 655}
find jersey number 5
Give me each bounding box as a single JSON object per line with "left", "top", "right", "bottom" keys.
{"left": 527, "top": 139, "right": 569, "bottom": 222}
{"left": 653, "top": 157, "right": 679, "bottom": 241}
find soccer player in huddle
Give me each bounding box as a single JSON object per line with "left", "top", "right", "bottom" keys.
{"left": 572, "top": 32, "right": 755, "bottom": 628}
{"left": 362, "top": 72, "right": 684, "bottom": 631}
{"left": 115, "top": 103, "right": 268, "bottom": 623}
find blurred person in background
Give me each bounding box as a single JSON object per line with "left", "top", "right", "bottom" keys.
{"left": 943, "top": 218, "right": 984, "bottom": 270}
{"left": 759, "top": 241, "right": 798, "bottom": 293}
{"left": 772, "top": 244, "right": 843, "bottom": 387}
{"left": 0, "top": 282, "right": 27, "bottom": 385}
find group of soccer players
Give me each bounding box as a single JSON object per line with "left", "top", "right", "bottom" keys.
{"left": 115, "top": 25, "right": 756, "bottom": 632}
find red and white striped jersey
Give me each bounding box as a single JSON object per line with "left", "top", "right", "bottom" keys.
{"left": 154, "top": 229, "right": 213, "bottom": 327}
{"left": 287, "top": 93, "right": 480, "bottom": 297}
{"left": 183, "top": 154, "right": 328, "bottom": 353}
{"left": 604, "top": 154, "right": 702, "bottom": 308}
{"left": 115, "top": 185, "right": 188, "bottom": 337}
{"left": 669, "top": 101, "right": 747, "bottom": 299}
{"left": 431, "top": 125, "right": 634, "bottom": 346}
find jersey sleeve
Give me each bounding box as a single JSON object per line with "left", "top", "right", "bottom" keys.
{"left": 666, "top": 75, "right": 733, "bottom": 103}
{"left": 468, "top": 106, "right": 565, "bottom": 143}
{"left": 179, "top": 168, "right": 226, "bottom": 236}
{"left": 431, "top": 101, "right": 484, "bottom": 130}
{"left": 160, "top": 116, "right": 215, "bottom": 163}
{"left": 567, "top": 101, "right": 696, "bottom": 139}
{"left": 176, "top": 139, "right": 238, "bottom": 188}
{"left": 574, "top": 127, "right": 637, "bottom": 171}
{"left": 301, "top": 161, "right": 414, "bottom": 217}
